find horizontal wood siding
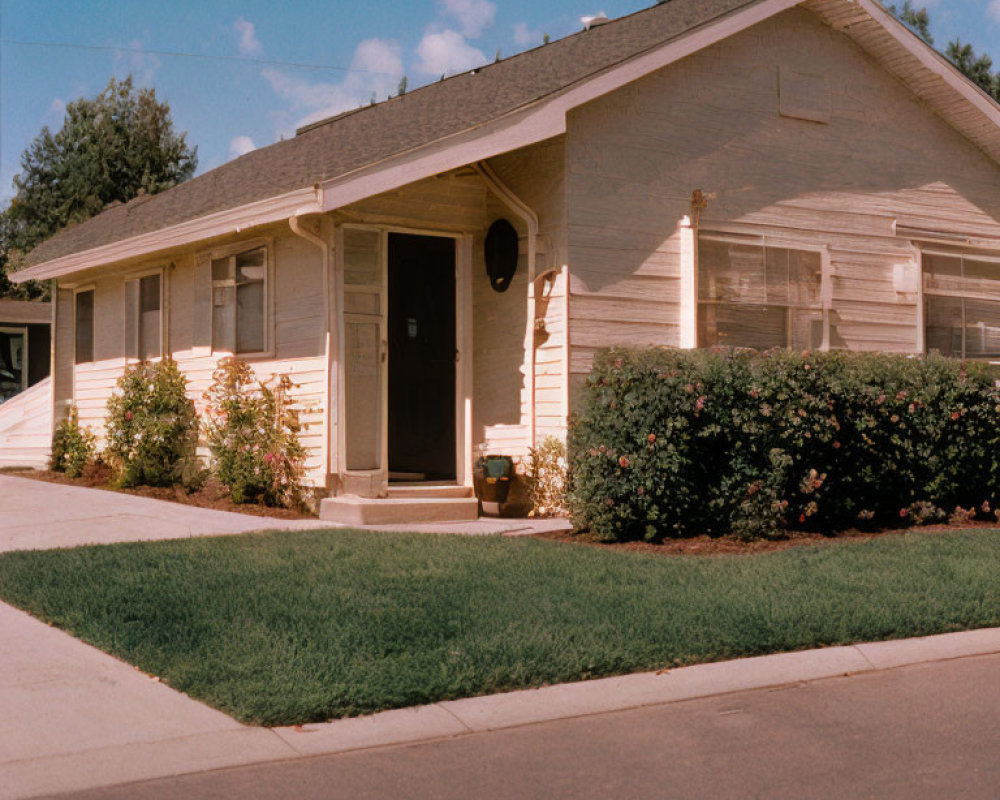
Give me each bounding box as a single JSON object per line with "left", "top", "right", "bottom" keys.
{"left": 66, "top": 225, "right": 329, "bottom": 485}
{"left": 565, "top": 6, "right": 1000, "bottom": 408}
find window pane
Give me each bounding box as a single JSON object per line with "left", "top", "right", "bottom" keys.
{"left": 961, "top": 258, "right": 1000, "bottom": 298}
{"left": 923, "top": 253, "right": 963, "bottom": 294}
{"left": 213, "top": 287, "right": 235, "bottom": 353}
{"left": 344, "top": 229, "right": 382, "bottom": 287}
{"left": 212, "top": 257, "right": 233, "bottom": 282}
{"left": 75, "top": 290, "right": 94, "bottom": 364}
{"left": 699, "top": 240, "right": 766, "bottom": 304}
{"left": 926, "top": 296, "right": 963, "bottom": 358}
{"left": 698, "top": 303, "right": 787, "bottom": 349}
{"left": 236, "top": 281, "right": 264, "bottom": 353}
{"left": 345, "top": 320, "right": 382, "bottom": 470}
{"left": 138, "top": 275, "right": 161, "bottom": 360}
{"left": 236, "top": 248, "right": 266, "bottom": 282}
{"left": 0, "top": 330, "right": 25, "bottom": 401}
{"left": 963, "top": 299, "right": 1000, "bottom": 360}
{"left": 765, "top": 247, "right": 790, "bottom": 305}
{"left": 788, "top": 249, "right": 822, "bottom": 307}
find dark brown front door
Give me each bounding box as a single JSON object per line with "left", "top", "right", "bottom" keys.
{"left": 387, "top": 234, "right": 456, "bottom": 481}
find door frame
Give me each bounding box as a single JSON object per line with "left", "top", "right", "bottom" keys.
{"left": 334, "top": 223, "right": 473, "bottom": 495}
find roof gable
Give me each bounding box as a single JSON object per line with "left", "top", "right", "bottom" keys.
{"left": 14, "top": 0, "right": 1000, "bottom": 282}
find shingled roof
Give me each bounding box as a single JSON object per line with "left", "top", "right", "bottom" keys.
{"left": 22, "top": 0, "right": 754, "bottom": 268}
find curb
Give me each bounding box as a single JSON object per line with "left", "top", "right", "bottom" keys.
{"left": 11, "top": 626, "right": 1000, "bottom": 799}
{"left": 270, "top": 626, "right": 1000, "bottom": 756}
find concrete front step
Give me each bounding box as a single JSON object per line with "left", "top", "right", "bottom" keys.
{"left": 319, "top": 495, "right": 479, "bottom": 526}
{"left": 387, "top": 484, "right": 474, "bottom": 499}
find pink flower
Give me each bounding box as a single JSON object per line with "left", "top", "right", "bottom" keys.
{"left": 695, "top": 396, "right": 706, "bottom": 411}
{"left": 833, "top": 441, "right": 841, "bottom": 449}
{"left": 264, "top": 453, "right": 275, "bottom": 463}
{"left": 647, "top": 433, "right": 656, "bottom": 444}
{"left": 619, "top": 455, "right": 630, "bottom": 468}
{"left": 900, "top": 508, "right": 909, "bottom": 518}
{"left": 125, "top": 411, "right": 133, "bottom": 421}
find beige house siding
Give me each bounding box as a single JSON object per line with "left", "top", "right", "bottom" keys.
{"left": 484, "top": 137, "right": 569, "bottom": 449}
{"left": 565, "top": 6, "right": 1000, "bottom": 403}
{"left": 62, "top": 224, "right": 329, "bottom": 485}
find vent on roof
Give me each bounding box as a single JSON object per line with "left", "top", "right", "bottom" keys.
{"left": 581, "top": 12, "right": 610, "bottom": 30}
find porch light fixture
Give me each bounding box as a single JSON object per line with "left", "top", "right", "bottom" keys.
{"left": 485, "top": 218, "right": 519, "bottom": 292}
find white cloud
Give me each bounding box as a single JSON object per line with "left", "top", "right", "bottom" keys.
{"left": 989, "top": 0, "right": 1000, "bottom": 24}
{"left": 45, "top": 98, "right": 66, "bottom": 126}
{"left": 233, "top": 17, "right": 262, "bottom": 56}
{"left": 513, "top": 22, "right": 543, "bottom": 47}
{"left": 262, "top": 38, "right": 404, "bottom": 134}
{"left": 415, "top": 30, "right": 486, "bottom": 76}
{"left": 113, "top": 39, "right": 162, "bottom": 86}
{"left": 228, "top": 135, "right": 257, "bottom": 159}
{"left": 440, "top": 0, "right": 496, "bottom": 38}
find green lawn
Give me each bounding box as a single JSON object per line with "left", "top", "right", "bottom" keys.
{"left": 1, "top": 530, "right": 999, "bottom": 726}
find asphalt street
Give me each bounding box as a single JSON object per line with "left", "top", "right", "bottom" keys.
{"left": 45, "top": 652, "right": 1000, "bottom": 800}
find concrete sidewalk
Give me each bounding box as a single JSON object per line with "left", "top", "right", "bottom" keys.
{"left": 0, "top": 475, "right": 329, "bottom": 553}
{"left": 3, "top": 590, "right": 1000, "bottom": 799}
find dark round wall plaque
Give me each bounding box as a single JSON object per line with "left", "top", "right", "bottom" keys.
{"left": 484, "top": 218, "right": 519, "bottom": 292}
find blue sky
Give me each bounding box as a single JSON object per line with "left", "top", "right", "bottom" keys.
{"left": 2, "top": 0, "right": 1000, "bottom": 205}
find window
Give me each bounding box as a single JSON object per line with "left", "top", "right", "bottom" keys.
{"left": 75, "top": 289, "right": 94, "bottom": 364}
{"left": 698, "top": 236, "right": 823, "bottom": 350}
{"left": 0, "top": 327, "right": 26, "bottom": 402}
{"left": 924, "top": 251, "right": 1000, "bottom": 360}
{"left": 212, "top": 246, "right": 267, "bottom": 354}
{"left": 125, "top": 272, "right": 162, "bottom": 361}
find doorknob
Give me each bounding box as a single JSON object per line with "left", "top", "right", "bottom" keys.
{"left": 381, "top": 339, "right": 388, "bottom": 363}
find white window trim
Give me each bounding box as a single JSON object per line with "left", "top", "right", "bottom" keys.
{"left": 0, "top": 325, "right": 29, "bottom": 394}
{"left": 123, "top": 266, "right": 166, "bottom": 363}
{"left": 696, "top": 229, "right": 831, "bottom": 351}
{"left": 201, "top": 237, "right": 274, "bottom": 359}
{"left": 72, "top": 285, "right": 96, "bottom": 366}
{"left": 919, "top": 245, "right": 1000, "bottom": 363}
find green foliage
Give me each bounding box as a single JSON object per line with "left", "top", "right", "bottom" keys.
{"left": 569, "top": 348, "right": 1000, "bottom": 541}
{"left": 946, "top": 40, "right": 1000, "bottom": 99}
{"left": 1, "top": 76, "right": 196, "bottom": 297}
{"left": 1, "top": 529, "right": 999, "bottom": 724}
{"left": 526, "top": 435, "right": 568, "bottom": 518}
{"left": 50, "top": 407, "right": 96, "bottom": 478}
{"left": 202, "top": 357, "right": 308, "bottom": 507}
{"left": 888, "top": 1, "right": 933, "bottom": 44}
{"left": 105, "top": 358, "right": 200, "bottom": 488}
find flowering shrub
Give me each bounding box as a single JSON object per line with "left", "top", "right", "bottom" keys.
{"left": 202, "top": 357, "right": 307, "bottom": 507}
{"left": 526, "top": 436, "right": 569, "bottom": 517}
{"left": 50, "top": 406, "right": 96, "bottom": 478}
{"left": 105, "top": 359, "right": 200, "bottom": 488}
{"left": 568, "top": 348, "right": 1000, "bottom": 542}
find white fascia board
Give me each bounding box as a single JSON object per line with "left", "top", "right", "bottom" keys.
{"left": 320, "top": 0, "right": 800, "bottom": 212}
{"left": 11, "top": 187, "right": 321, "bottom": 283}
{"left": 854, "top": 0, "right": 1000, "bottom": 128}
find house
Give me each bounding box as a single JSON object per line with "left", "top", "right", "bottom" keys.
{"left": 10, "top": 0, "right": 1000, "bottom": 522}
{"left": 0, "top": 299, "right": 52, "bottom": 469}
{"left": 0, "top": 299, "right": 50, "bottom": 402}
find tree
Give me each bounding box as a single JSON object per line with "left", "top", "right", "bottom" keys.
{"left": 946, "top": 40, "right": 999, "bottom": 99}
{"left": 0, "top": 76, "right": 197, "bottom": 297}
{"left": 887, "top": 2, "right": 1000, "bottom": 102}
{"left": 889, "top": 1, "right": 933, "bottom": 45}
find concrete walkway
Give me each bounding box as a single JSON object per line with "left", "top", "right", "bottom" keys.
{"left": 3, "top": 592, "right": 1000, "bottom": 799}
{"left": 0, "top": 475, "right": 570, "bottom": 553}
{"left": 0, "top": 475, "right": 330, "bottom": 553}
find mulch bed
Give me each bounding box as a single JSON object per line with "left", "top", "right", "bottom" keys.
{"left": 530, "top": 519, "right": 1000, "bottom": 556}
{"left": 4, "top": 467, "right": 317, "bottom": 520}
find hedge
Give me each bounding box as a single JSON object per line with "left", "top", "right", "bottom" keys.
{"left": 568, "top": 348, "right": 1000, "bottom": 541}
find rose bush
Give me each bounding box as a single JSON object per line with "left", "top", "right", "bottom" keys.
{"left": 568, "top": 348, "right": 1000, "bottom": 541}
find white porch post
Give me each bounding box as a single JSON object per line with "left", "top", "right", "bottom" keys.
{"left": 679, "top": 215, "right": 698, "bottom": 349}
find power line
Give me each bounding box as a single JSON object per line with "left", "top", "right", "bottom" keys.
{"left": 0, "top": 37, "right": 397, "bottom": 76}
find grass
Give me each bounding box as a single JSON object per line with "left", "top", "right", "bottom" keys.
{"left": 1, "top": 529, "right": 999, "bottom": 726}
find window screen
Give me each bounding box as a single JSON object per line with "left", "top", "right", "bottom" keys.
{"left": 698, "top": 238, "right": 822, "bottom": 350}
{"left": 212, "top": 246, "right": 266, "bottom": 354}
{"left": 75, "top": 290, "right": 94, "bottom": 364}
